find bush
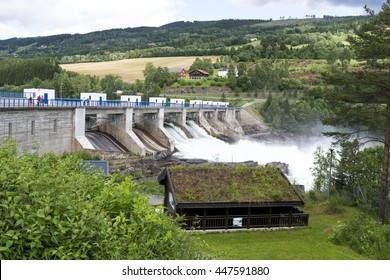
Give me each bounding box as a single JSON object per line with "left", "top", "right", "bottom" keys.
{"left": 331, "top": 214, "right": 390, "bottom": 259}
{"left": 324, "top": 195, "right": 346, "bottom": 214}
{"left": 0, "top": 140, "right": 206, "bottom": 260}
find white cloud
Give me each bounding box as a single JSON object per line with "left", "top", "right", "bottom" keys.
{"left": 0, "top": 0, "right": 184, "bottom": 39}
{"left": 230, "top": 0, "right": 380, "bottom": 8}
{"left": 229, "top": 0, "right": 369, "bottom": 19}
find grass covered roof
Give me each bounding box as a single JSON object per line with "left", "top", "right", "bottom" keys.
{"left": 166, "top": 165, "right": 303, "bottom": 204}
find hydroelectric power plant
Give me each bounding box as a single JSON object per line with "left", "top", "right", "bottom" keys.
{"left": 0, "top": 94, "right": 333, "bottom": 189}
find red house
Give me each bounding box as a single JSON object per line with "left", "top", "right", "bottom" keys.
{"left": 168, "top": 68, "right": 187, "bottom": 79}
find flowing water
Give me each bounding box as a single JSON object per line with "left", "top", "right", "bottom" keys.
{"left": 165, "top": 121, "right": 334, "bottom": 190}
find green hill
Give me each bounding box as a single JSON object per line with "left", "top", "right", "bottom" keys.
{"left": 0, "top": 16, "right": 368, "bottom": 60}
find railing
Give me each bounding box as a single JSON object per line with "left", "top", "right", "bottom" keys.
{"left": 0, "top": 98, "right": 233, "bottom": 109}
{"left": 0, "top": 91, "right": 23, "bottom": 98}
{"left": 183, "top": 213, "right": 309, "bottom": 230}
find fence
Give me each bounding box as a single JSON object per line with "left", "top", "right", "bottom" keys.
{"left": 183, "top": 213, "right": 309, "bottom": 230}
{"left": 0, "top": 98, "right": 233, "bottom": 109}
{"left": 0, "top": 91, "right": 23, "bottom": 98}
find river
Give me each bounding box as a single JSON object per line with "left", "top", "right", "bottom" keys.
{"left": 164, "top": 121, "right": 334, "bottom": 190}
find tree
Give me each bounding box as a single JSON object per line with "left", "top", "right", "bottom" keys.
{"left": 322, "top": 2, "right": 390, "bottom": 224}
{"left": 189, "top": 58, "right": 214, "bottom": 75}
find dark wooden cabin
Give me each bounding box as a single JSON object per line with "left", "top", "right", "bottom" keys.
{"left": 189, "top": 69, "right": 210, "bottom": 79}
{"left": 158, "top": 165, "right": 308, "bottom": 230}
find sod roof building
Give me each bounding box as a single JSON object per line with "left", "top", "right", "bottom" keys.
{"left": 158, "top": 165, "right": 309, "bottom": 230}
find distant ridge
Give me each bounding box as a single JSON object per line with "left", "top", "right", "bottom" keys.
{"left": 0, "top": 16, "right": 366, "bottom": 59}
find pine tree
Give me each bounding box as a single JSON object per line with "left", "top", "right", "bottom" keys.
{"left": 323, "top": 1, "right": 390, "bottom": 223}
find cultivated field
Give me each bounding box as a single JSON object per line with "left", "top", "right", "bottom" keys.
{"left": 60, "top": 56, "right": 219, "bottom": 82}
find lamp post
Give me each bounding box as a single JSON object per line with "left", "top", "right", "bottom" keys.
{"left": 328, "top": 148, "right": 334, "bottom": 200}
{"left": 60, "top": 82, "right": 63, "bottom": 99}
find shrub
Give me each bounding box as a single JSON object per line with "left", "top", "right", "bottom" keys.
{"left": 331, "top": 214, "right": 390, "bottom": 259}
{"left": 324, "top": 195, "right": 346, "bottom": 214}
{"left": 0, "top": 140, "right": 206, "bottom": 260}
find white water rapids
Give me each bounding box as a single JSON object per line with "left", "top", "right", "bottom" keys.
{"left": 165, "top": 121, "right": 334, "bottom": 190}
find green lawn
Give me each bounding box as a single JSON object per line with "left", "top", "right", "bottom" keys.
{"left": 200, "top": 205, "right": 367, "bottom": 260}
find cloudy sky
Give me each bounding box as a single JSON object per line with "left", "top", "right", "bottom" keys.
{"left": 0, "top": 0, "right": 384, "bottom": 40}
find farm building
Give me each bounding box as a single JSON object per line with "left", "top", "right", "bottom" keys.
{"left": 158, "top": 165, "right": 308, "bottom": 230}
{"left": 80, "top": 92, "right": 107, "bottom": 101}
{"left": 121, "top": 95, "right": 141, "bottom": 103}
{"left": 189, "top": 69, "right": 209, "bottom": 79}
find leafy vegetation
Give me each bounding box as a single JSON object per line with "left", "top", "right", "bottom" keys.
{"left": 311, "top": 142, "right": 388, "bottom": 221}
{"left": 260, "top": 87, "right": 332, "bottom": 133}
{"left": 0, "top": 58, "right": 60, "bottom": 86}
{"left": 0, "top": 140, "right": 205, "bottom": 260}
{"left": 331, "top": 214, "right": 390, "bottom": 259}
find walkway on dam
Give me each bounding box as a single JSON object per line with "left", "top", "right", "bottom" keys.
{"left": 0, "top": 98, "right": 233, "bottom": 110}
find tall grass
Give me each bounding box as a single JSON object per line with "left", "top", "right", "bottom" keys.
{"left": 331, "top": 214, "right": 390, "bottom": 260}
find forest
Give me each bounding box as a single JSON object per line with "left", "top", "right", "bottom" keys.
{"left": 0, "top": 17, "right": 363, "bottom": 61}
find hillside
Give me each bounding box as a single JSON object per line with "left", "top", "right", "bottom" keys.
{"left": 0, "top": 16, "right": 367, "bottom": 59}
{"left": 60, "top": 56, "right": 218, "bottom": 82}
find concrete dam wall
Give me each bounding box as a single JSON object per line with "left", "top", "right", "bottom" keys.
{"left": 0, "top": 108, "right": 75, "bottom": 154}
{"left": 0, "top": 106, "right": 264, "bottom": 156}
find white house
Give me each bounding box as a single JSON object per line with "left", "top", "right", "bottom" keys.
{"left": 218, "top": 68, "right": 238, "bottom": 78}
{"left": 218, "top": 68, "right": 229, "bottom": 78}
{"left": 80, "top": 92, "right": 107, "bottom": 101}
{"left": 121, "top": 95, "right": 141, "bottom": 103}
{"left": 24, "top": 88, "right": 55, "bottom": 100}
{"left": 149, "top": 97, "right": 166, "bottom": 105}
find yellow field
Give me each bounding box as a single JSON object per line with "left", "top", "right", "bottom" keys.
{"left": 60, "top": 56, "right": 219, "bottom": 82}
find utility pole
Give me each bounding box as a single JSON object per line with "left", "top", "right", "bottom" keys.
{"left": 328, "top": 148, "right": 334, "bottom": 200}
{"left": 60, "top": 82, "right": 63, "bottom": 99}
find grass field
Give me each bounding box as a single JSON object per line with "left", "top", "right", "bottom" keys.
{"left": 200, "top": 204, "right": 367, "bottom": 260}
{"left": 60, "top": 56, "right": 219, "bottom": 82}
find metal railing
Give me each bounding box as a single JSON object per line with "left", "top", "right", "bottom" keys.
{"left": 183, "top": 213, "right": 309, "bottom": 230}
{"left": 0, "top": 98, "right": 233, "bottom": 109}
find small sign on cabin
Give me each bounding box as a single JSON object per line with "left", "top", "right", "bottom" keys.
{"left": 233, "top": 218, "right": 243, "bottom": 227}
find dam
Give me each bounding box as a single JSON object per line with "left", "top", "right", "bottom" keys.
{"left": 0, "top": 98, "right": 244, "bottom": 156}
